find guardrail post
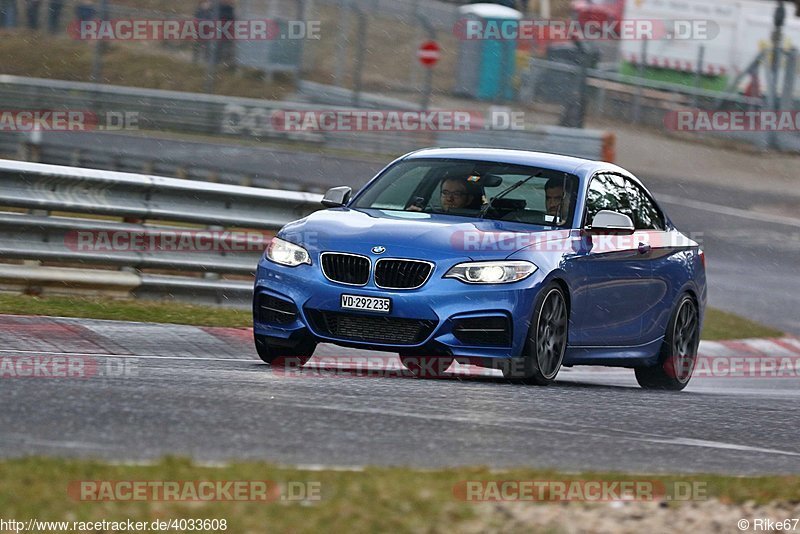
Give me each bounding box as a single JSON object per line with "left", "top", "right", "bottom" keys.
{"left": 24, "top": 128, "right": 43, "bottom": 163}
{"left": 203, "top": 224, "right": 224, "bottom": 284}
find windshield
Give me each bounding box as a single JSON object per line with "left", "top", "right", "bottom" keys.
{"left": 352, "top": 158, "right": 579, "bottom": 227}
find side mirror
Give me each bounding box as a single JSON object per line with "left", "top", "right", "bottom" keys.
{"left": 322, "top": 186, "right": 352, "bottom": 208}
{"left": 587, "top": 210, "right": 635, "bottom": 234}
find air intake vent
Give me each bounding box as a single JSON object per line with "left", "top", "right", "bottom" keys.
{"left": 452, "top": 316, "right": 512, "bottom": 347}
{"left": 255, "top": 294, "right": 298, "bottom": 325}
{"left": 306, "top": 310, "right": 436, "bottom": 345}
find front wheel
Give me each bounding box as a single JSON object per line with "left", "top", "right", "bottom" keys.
{"left": 254, "top": 334, "right": 317, "bottom": 367}
{"left": 503, "top": 283, "right": 568, "bottom": 385}
{"left": 635, "top": 294, "right": 700, "bottom": 391}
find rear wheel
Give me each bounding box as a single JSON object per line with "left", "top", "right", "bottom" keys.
{"left": 635, "top": 295, "right": 700, "bottom": 391}
{"left": 254, "top": 334, "right": 317, "bottom": 367}
{"left": 399, "top": 354, "right": 454, "bottom": 378}
{"left": 503, "top": 283, "right": 568, "bottom": 385}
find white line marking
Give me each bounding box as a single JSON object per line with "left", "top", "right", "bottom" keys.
{"left": 0, "top": 348, "right": 256, "bottom": 364}
{"left": 285, "top": 401, "right": 800, "bottom": 458}
{"left": 657, "top": 193, "right": 800, "bottom": 228}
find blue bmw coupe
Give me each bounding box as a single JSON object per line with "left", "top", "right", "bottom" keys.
{"left": 254, "top": 149, "right": 706, "bottom": 390}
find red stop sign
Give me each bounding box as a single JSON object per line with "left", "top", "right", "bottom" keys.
{"left": 417, "top": 40, "right": 441, "bottom": 68}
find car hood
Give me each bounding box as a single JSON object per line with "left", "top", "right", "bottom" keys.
{"left": 279, "top": 208, "right": 571, "bottom": 261}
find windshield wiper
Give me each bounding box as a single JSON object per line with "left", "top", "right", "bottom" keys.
{"left": 478, "top": 171, "right": 543, "bottom": 219}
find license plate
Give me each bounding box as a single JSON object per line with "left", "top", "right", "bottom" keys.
{"left": 340, "top": 294, "right": 391, "bottom": 313}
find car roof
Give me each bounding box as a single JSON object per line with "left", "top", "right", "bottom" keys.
{"left": 402, "top": 148, "right": 629, "bottom": 180}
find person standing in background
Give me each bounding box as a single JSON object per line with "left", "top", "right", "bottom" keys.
{"left": 0, "top": 0, "right": 18, "bottom": 28}
{"left": 47, "top": 0, "right": 63, "bottom": 33}
{"left": 25, "top": 0, "right": 40, "bottom": 29}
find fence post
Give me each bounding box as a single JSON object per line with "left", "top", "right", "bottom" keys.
{"left": 351, "top": 6, "right": 367, "bottom": 107}
{"left": 778, "top": 47, "right": 798, "bottom": 151}
{"left": 766, "top": 1, "right": 787, "bottom": 150}
{"left": 90, "top": 0, "right": 110, "bottom": 83}
{"left": 417, "top": 14, "right": 437, "bottom": 111}
{"left": 204, "top": 0, "right": 222, "bottom": 94}
{"left": 334, "top": 0, "right": 352, "bottom": 86}
{"left": 632, "top": 38, "right": 648, "bottom": 124}
{"left": 691, "top": 45, "right": 705, "bottom": 109}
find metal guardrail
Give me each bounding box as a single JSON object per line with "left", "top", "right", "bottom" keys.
{"left": 0, "top": 75, "right": 617, "bottom": 162}
{"left": 0, "top": 159, "right": 323, "bottom": 307}
{"left": 0, "top": 74, "right": 326, "bottom": 142}
{"left": 0, "top": 132, "right": 334, "bottom": 193}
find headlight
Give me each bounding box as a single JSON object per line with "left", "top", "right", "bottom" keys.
{"left": 445, "top": 261, "right": 537, "bottom": 284}
{"left": 267, "top": 237, "right": 311, "bottom": 267}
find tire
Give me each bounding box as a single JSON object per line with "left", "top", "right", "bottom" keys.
{"left": 399, "top": 354, "right": 454, "bottom": 378}
{"left": 503, "top": 282, "right": 568, "bottom": 385}
{"left": 635, "top": 294, "right": 700, "bottom": 391}
{"left": 254, "top": 333, "right": 317, "bottom": 367}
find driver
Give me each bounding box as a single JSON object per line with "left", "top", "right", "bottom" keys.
{"left": 407, "top": 176, "right": 482, "bottom": 213}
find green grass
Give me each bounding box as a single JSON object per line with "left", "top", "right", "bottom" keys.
{"left": 0, "top": 31, "right": 293, "bottom": 99}
{"left": 0, "top": 457, "right": 798, "bottom": 534}
{"left": 702, "top": 307, "right": 784, "bottom": 341}
{"left": 0, "top": 293, "right": 250, "bottom": 327}
{"left": 618, "top": 62, "right": 730, "bottom": 92}
{"left": 0, "top": 293, "right": 786, "bottom": 340}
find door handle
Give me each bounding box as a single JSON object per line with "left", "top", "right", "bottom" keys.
{"left": 638, "top": 242, "right": 652, "bottom": 254}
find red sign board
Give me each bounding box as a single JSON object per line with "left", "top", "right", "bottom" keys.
{"left": 417, "top": 40, "right": 441, "bottom": 68}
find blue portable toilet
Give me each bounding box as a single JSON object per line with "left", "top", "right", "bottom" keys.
{"left": 455, "top": 3, "right": 522, "bottom": 101}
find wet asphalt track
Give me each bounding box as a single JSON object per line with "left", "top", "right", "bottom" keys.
{"left": 1, "top": 315, "right": 799, "bottom": 475}
{"left": 3, "top": 134, "right": 799, "bottom": 474}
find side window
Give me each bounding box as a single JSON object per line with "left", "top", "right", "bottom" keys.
{"left": 585, "top": 173, "right": 633, "bottom": 226}
{"left": 625, "top": 181, "right": 665, "bottom": 230}
{"left": 585, "top": 174, "right": 664, "bottom": 230}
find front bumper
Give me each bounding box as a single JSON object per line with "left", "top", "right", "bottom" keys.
{"left": 253, "top": 256, "right": 546, "bottom": 360}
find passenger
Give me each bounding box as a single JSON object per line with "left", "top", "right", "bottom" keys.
{"left": 544, "top": 176, "right": 569, "bottom": 221}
